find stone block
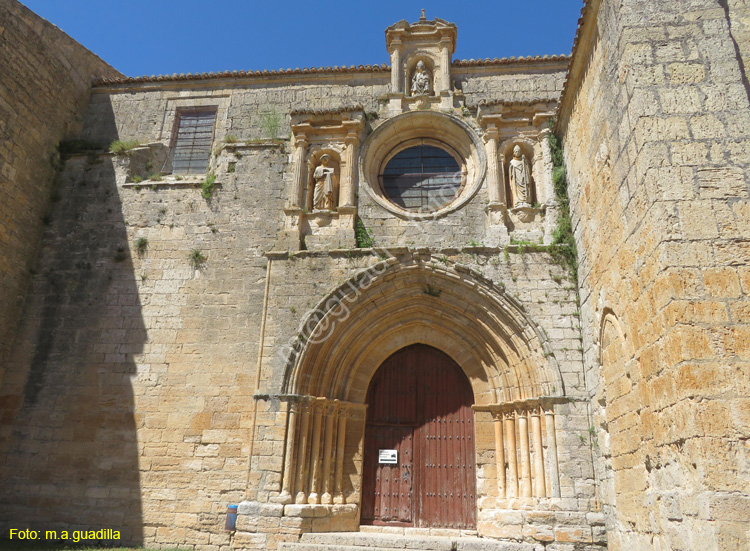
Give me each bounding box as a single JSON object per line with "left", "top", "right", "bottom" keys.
{"left": 283, "top": 504, "right": 316, "bottom": 518}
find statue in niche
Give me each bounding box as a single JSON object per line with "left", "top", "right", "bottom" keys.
{"left": 411, "top": 60, "right": 431, "bottom": 96}
{"left": 313, "top": 154, "right": 336, "bottom": 211}
{"left": 508, "top": 145, "right": 532, "bottom": 207}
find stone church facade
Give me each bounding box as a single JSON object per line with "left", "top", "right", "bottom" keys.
{"left": 1, "top": 1, "right": 749, "bottom": 550}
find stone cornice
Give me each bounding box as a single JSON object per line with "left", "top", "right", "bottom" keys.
{"left": 92, "top": 56, "right": 570, "bottom": 90}
{"left": 289, "top": 105, "right": 365, "bottom": 118}
{"left": 385, "top": 16, "right": 458, "bottom": 54}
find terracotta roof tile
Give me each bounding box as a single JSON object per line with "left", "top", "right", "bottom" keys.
{"left": 93, "top": 64, "right": 390, "bottom": 85}
{"left": 93, "top": 55, "right": 570, "bottom": 87}
{"left": 452, "top": 54, "right": 568, "bottom": 66}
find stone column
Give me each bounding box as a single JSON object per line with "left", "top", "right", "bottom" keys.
{"left": 518, "top": 408, "right": 532, "bottom": 498}
{"left": 544, "top": 404, "right": 561, "bottom": 498}
{"left": 294, "top": 401, "right": 311, "bottom": 504}
{"left": 540, "top": 129, "right": 556, "bottom": 206}
{"left": 321, "top": 401, "right": 336, "bottom": 504}
{"left": 340, "top": 134, "right": 358, "bottom": 208}
{"left": 484, "top": 126, "right": 505, "bottom": 206}
{"left": 531, "top": 406, "right": 546, "bottom": 497}
{"left": 278, "top": 400, "right": 298, "bottom": 504}
{"left": 389, "top": 44, "right": 403, "bottom": 94}
{"left": 290, "top": 135, "right": 308, "bottom": 209}
{"left": 439, "top": 39, "right": 452, "bottom": 92}
{"left": 307, "top": 400, "right": 324, "bottom": 504}
{"left": 493, "top": 411, "right": 506, "bottom": 498}
{"left": 504, "top": 410, "right": 518, "bottom": 498}
{"left": 333, "top": 405, "right": 349, "bottom": 504}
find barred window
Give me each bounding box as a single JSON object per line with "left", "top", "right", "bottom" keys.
{"left": 170, "top": 109, "right": 216, "bottom": 174}
{"left": 380, "top": 142, "right": 462, "bottom": 212}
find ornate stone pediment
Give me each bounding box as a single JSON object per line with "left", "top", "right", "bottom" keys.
{"left": 383, "top": 11, "right": 459, "bottom": 114}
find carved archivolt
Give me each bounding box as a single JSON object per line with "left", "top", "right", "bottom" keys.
{"left": 281, "top": 256, "right": 563, "bottom": 404}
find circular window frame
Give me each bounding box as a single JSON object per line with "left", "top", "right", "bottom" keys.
{"left": 359, "top": 111, "right": 486, "bottom": 220}
{"left": 379, "top": 138, "right": 466, "bottom": 213}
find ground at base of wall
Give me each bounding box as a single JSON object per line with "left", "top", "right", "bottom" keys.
{"left": 0, "top": 544, "right": 162, "bottom": 551}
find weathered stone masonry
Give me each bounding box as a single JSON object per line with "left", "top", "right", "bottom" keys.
{"left": 0, "top": 0, "right": 120, "bottom": 386}
{"left": 558, "top": 0, "right": 750, "bottom": 549}
{"left": 1, "top": 2, "right": 748, "bottom": 551}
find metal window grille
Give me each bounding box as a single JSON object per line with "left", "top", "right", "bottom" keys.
{"left": 381, "top": 143, "right": 462, "bottom": 211}
{"left": 170, "top": 110, "right": 216, "bottom": 174}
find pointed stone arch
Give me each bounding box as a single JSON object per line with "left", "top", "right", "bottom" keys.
{"left": 281, "top": 256, "right": 564, "bottom": 405}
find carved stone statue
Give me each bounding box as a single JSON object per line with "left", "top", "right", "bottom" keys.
{"left": 411, "top": 60, "right": 430, "bottom": 96}
{"left": 508, "top": 145, "right": 532, "bottom": 207}
{"left": 313, "top": 154, "right": 335, "bottom": 211}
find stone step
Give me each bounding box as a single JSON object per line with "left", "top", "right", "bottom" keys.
{"left": 278, "top": 532, "right": 542, "bottom": 551}
{"left": 279, "top": 545, "right": 540, "bottom": 551}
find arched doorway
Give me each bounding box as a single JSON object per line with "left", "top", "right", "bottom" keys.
{"left": 361, "top": 344, "right": 476, "bottom": 529}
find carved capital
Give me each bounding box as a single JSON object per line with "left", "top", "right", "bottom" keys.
{"left": 483, "top": 126, "right": 500, "bottom": 143}
{"left": 387, "top": 38, "right": 403, "bottom": 54}
{"left": 293, "top": 134, "right": 309, "bottom": 149}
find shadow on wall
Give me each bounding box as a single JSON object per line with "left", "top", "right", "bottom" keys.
{"left": 0, "top": 102, "right": 144, "bottom": 545}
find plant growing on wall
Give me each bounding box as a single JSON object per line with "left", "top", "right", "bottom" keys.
{"left": 134, "top": 237, "right": 148, "bottom": 257}
{"left": 201, "top": 173, "right": 217, "bottom": 199}
{"left": 547, "top": 130, "right": 578, "bottom": 282}
{"left": 355, "top": 217, "right": 374, "bottom": 248}
{"left": 259, "top": 111, "right": 282, "bottom": 139}
{"left": 423, "top": 284, "right": 442, "bottom": 297}
{"left": 109, "top": 139, "right": 141, "bottom": 155}
{"left": 188, "top": 249, "right": 206, "bottom": 269}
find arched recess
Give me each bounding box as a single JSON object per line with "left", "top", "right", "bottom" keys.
{"left": 274, "top": 257, "right": 567, "bottom": 509}
{"left": 500, "top": 136, "right": 541, "bottom": 208}
{"left": 282, "top": 257, "right": 563, "bottom": 405}
{"left": 305, "top": 147, "right": 341, "bottom": 212}
{"left": 598, "top": 308, "right": 645, "bottom": 526}
{"left": 405, "top": 53, "right": 436, "bottom": 96}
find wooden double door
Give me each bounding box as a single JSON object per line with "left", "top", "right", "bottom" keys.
{"left": 361, "top": 345, "right": 476, "bottom": 529}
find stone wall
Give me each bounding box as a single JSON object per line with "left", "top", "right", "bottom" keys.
{"left": 80, "top": 60, "right": 566, "bottom": 144}
{"left": 0, "top": 139, "right": 599, "bottom": 548}
{"left": 455, "top": 61, "right": 567, "bottom": 107}
{"left": 0, "top": 142, "right": 281, "bottom": 546}
{"left": 0, "top": 0, "right": 120, "bottom": 383}
{"left": 558, "top": 0, "right": 750, "bottom": 549}
{"left": 236, "top": 248, "right": 602, "bottom": 550}
{"left": 0, "top": 67, "right": 596, "bottom": 549}
{"left": 0, "top": 9, "right": 601, "bottom": 549}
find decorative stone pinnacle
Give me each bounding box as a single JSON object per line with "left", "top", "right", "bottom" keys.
{"left": 420, "top": 8, "right": 426, "bottom": 20}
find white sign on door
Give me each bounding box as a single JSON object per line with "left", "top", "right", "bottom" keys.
{"left": 378, "top": 449, "right": 398, "bottom": 464}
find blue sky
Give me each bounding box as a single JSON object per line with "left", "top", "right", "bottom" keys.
{"left": 19, "top": 1, "right": 583, "bottom": 77}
